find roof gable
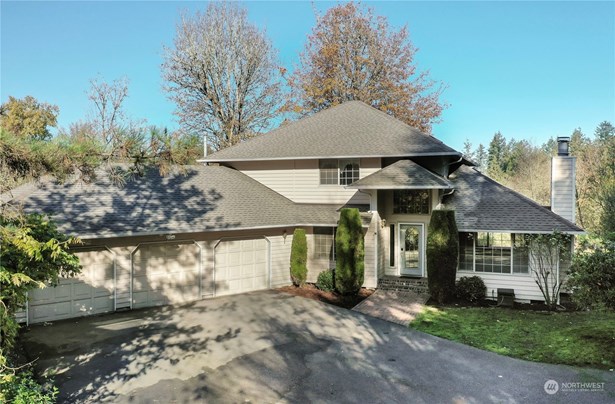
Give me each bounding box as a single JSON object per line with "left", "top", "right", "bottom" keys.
{"left": 204, "top": 101, "right": 460, "bottom": 162}
{"left": 444, "top": 165, "right": 583, "bottom": 234}
{"left": 347, "top": 159, "right": 453, "bottom": 189}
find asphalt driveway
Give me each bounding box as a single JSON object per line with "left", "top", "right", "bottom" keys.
{"left": 21, "top": 290, "right": 614, "bottom": 403}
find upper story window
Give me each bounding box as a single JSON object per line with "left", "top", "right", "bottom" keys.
{"left": 319, "top": 159, "right": 360, "bottom": 185}
{"left": 393, "top": 190, "right": 430, "bottom": 214}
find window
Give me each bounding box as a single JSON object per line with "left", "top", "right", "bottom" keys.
{"left": 389, "top": 224, "right": 395, "bottom": 266}
{"left": 393, "top": 190, "right": 430, "bottom": 214}
{"left": 319, "top": 159, "right": 360, "bottom": 185}
{"left": 458, "top": 232, "right": 474, "bottom": 271}
{"left": 475, "top": 232, "right": 512, "bottom": 273}
{"left": 314, "top": 227, "right": 336, "bottom": 260}
{"left": 512, "top": 234, "right": 529, "bottom": 274}
{"left": 462, "top": 232, "right": 530, "bottom": 275}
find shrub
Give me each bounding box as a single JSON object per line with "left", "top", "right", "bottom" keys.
{"left": 0, "top": 367, "right": 58, "bottom": 404}
{"left": 335, "top": 208, "right": 364, "bottom": 295}
{"left": 290, "top": 228, "right": 308, "bottom": 286}
{"left": 567, "top": 238, "right": 615, "bottom": 310}
{"left": 426, "top": 210, "right": 459, "bottom": 303}
{"left": 455, "top": 276, "right": 486, "bottom": 302}
{"left": 316, "top": 269, "right": 335, "bottom": 292}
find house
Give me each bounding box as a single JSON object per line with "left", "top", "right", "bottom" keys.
{"left": 7, "top": 101, "right": 583, "bottom": 324}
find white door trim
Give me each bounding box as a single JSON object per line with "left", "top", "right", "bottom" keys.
{"left": 398, "top": 222, "right": 425, "bottom": 277}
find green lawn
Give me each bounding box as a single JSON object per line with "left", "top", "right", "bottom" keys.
{"left": 409, "top": 306, "right": 615, "bottom": 370}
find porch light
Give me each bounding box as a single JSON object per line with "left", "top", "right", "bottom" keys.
{"left": 380, "top": 219, "right": 386, "bottom": 228}
{"left": 557, "top": 137, "right": 570, "bottom": 156}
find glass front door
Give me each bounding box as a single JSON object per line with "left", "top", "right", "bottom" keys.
{"left": 399, "top": 224, "right": 423, "bottom": 277}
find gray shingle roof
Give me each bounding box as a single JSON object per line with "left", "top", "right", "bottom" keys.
{"left": 203, "top": 101, "right": 461, "bottom": 162}
{"left": 347, "top": 159, "right": 453, "bottom": 189}
{"left": 5, "top": 166, "right": 356, "bottom": 238}
{"left": 443, "top": 165, "right": 584, "bottom": 234}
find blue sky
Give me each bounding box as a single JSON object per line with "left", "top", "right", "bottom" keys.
{"left": 2, "top": 1, "right": 614, "bottom": 151}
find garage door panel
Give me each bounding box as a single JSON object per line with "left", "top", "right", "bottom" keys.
{"left": 215, "top": 238, "right": 268, "bottom": 297}
{"left": 132, "top": 243, "right": 200, "bottom": 309}
{"left": 28, "top": 249, "right": 115, "bottom": 324}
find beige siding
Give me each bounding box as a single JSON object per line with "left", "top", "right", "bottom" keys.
{"left": 456, "top": 272, "right": 543, "bottom": 302}
{"left": 268, "top": 234, "right": 293, "bottom": 287}
{"left": 230, "top": 158, "right": 381, "bottom": 204}
{"left": 362, "top": 213, "right": 378, "bottom": 288}
{"left": 199, "top": 240, "right": 215, "bottom": 297}
{"left": 551, "top": 157, "right": 576, "bottom": 223}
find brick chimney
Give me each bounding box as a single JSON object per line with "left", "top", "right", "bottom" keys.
{"left": 551, "top": 136, "right": 576, "bottom": 223}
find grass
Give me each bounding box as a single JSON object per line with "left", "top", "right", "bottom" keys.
{"left": 409, "top": 306, "right": 615, "bottom": 370}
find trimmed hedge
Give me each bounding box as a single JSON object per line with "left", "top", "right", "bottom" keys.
{"left": 335, "top": 208, "right": 364, "bottom": 295}
{"left": 455, "top": 276, "right": 486, "bottom": 303}
{"left": 316, "top": 269, "right": 335, "bottom": 292}
{"left": 290, "top": 228, "right": 308, "bottom": 286}
{"left": 426, "top": 210, "right": 459, "bottom": 303}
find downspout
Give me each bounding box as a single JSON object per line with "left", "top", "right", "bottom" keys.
{"left": 446, "top": 155, "right": 464, "bottom": 178}
{"left": 437, "top": 155, "right": 463, "bottom": 208}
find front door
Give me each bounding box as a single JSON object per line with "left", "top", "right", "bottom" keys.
{"left": 399, "top": 224, "right": 423, "bottom": 277}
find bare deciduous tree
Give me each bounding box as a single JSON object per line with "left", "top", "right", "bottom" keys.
{"left": 286, "top": 2, "right": 446, "bottom": 134}
{"left": 87, "top": 77, "right": 130, "bottom": 145}
{"left": 162, "top": 3, "right": 282, "bottom": 151}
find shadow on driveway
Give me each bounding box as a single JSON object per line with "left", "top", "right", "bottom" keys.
{"left": 21, "top": 290, "right": 615, "bottom": 403}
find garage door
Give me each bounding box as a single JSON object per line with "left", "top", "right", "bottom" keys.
{"left": 28, "top": 249, "right": 115, "bottom": 324}
{"left": 215, "top": 238, "right": 268, "bottom": 296}
{"left": 132, "top": 242, "right": 200, "bottom": 309}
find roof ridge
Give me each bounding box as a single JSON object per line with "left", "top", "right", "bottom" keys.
{"left": 206, "top": 102, "right": 354, "bottom": 160}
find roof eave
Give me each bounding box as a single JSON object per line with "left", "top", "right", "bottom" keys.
{"left": 345, "top": 185, "right": 453, "bottom": 190}
{"left": 457, "top": 228, "right": 586, "bottom": 235}
{"left": 199, "top": 152, "right": 462, "bottom": 163}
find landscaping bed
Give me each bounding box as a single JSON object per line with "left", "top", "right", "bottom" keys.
{"left": 278, "top": 283, "right": 374, "bottom": 309}
{"left": 409, "top": 305, "right": 615, "bottom": 370}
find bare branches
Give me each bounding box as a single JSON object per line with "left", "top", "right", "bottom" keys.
{"left": 162, "top": 3, "right": 282, "bottom": 151}
{"left": 87, "top": 77, "right": 130, "bottom": 146}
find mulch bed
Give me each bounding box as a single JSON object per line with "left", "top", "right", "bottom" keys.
{"left": 278, "top": 283, "right": 374, "bottom": 309}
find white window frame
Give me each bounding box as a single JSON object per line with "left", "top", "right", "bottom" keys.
{"left": 319, "top": 159, "right": 360, "bottom": 186}
{"left": 457, "top": 232, "right": 530, "bottom": 276}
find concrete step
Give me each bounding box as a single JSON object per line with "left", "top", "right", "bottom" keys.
{"left": 378, "top": 277, "right": 429, "bottom": 293}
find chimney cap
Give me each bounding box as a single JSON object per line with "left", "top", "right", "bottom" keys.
{"left": 557, "top": 136, "right": 570, "bottom": 156}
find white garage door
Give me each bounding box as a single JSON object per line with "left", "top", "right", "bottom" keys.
{"left": 132, "top": 242, "right": 200, "bottom": 309}
{"left": 215, "top": 238, "right": 268, "bottom": 296}
{"left": 28, "top": 249, "right": 115, "bottom": 324}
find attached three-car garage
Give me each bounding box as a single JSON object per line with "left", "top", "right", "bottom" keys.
{"left": 23, "top": 236, "right": 274, "bottom": 324}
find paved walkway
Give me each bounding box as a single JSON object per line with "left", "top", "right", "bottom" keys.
{"left": 352, "top": 289, "right": 429, "bottom": 325}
